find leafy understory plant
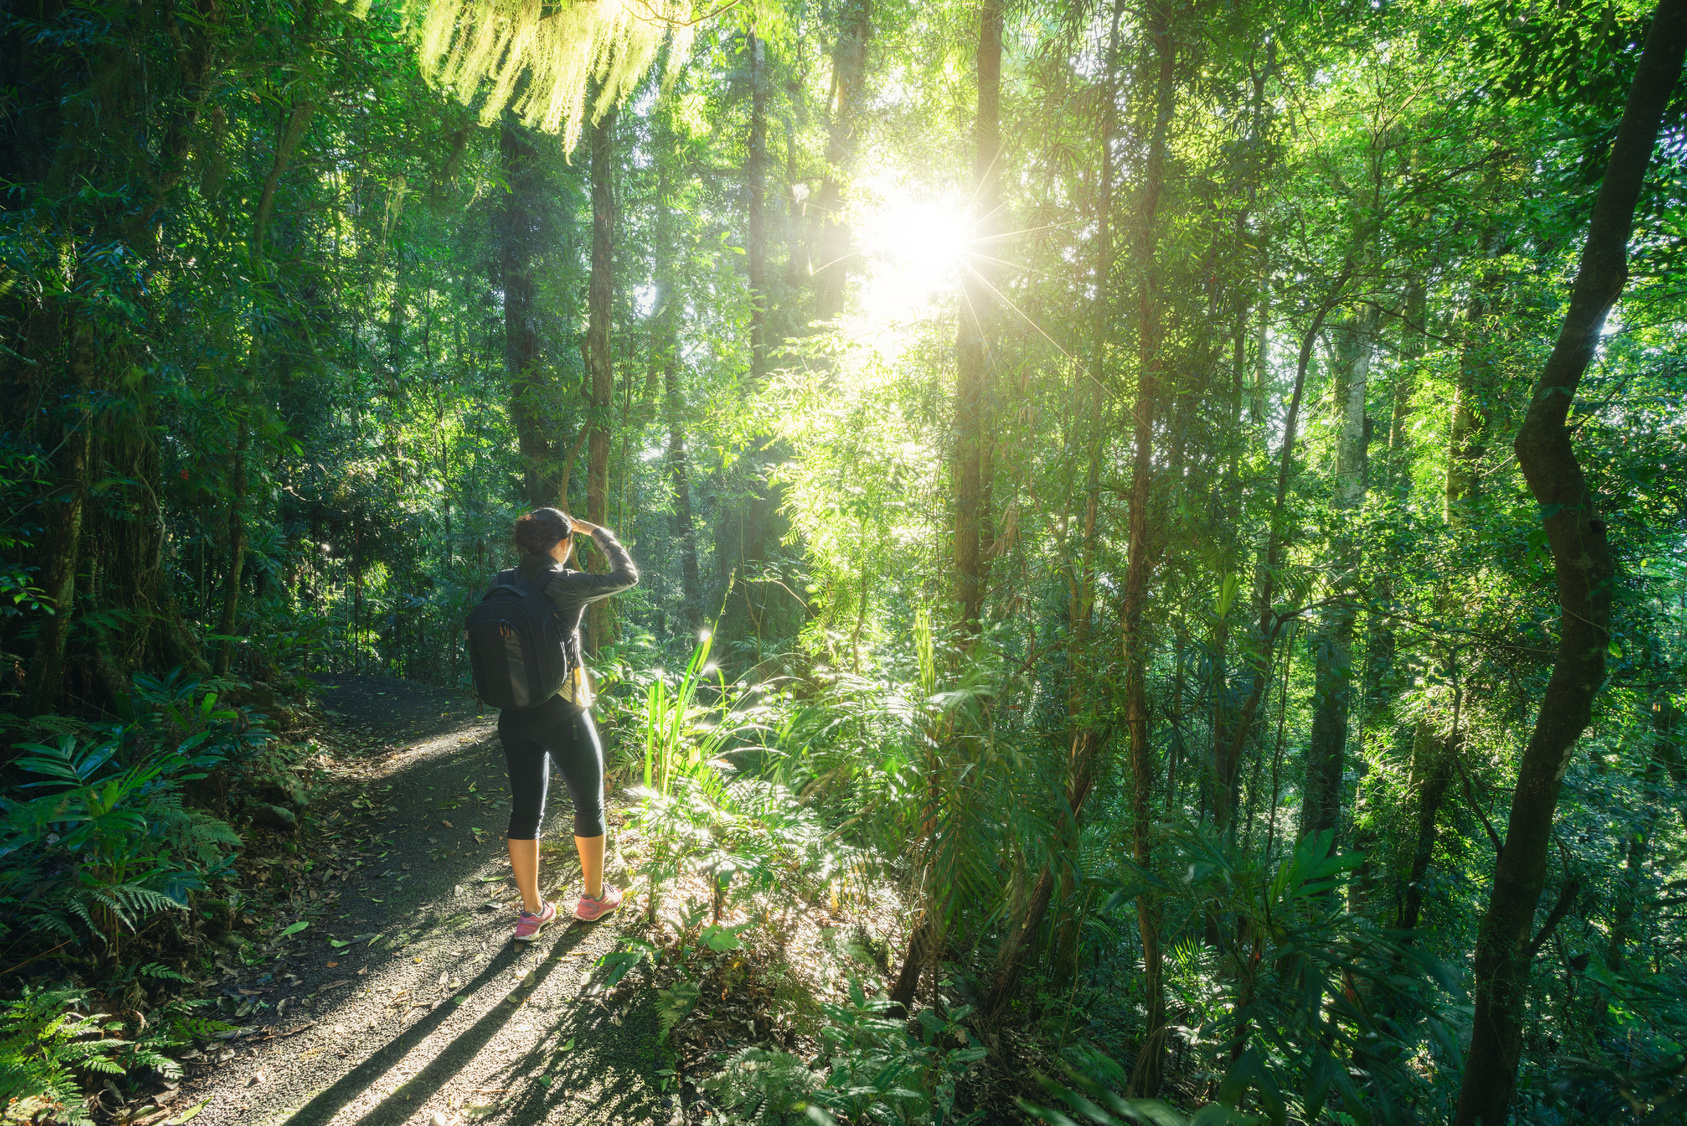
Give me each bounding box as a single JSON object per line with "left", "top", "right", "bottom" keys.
{"left": 0, "top": 672, "right": 265, "bottom": 957}
{"left": 0, "top": 987, "right": 146, "bottom": 1126}
{"left": 701, "top": 1047, "right": 822, "bottom": 1126}
{"left": 701, "top": 978, "right": 987, "bottom": 1126}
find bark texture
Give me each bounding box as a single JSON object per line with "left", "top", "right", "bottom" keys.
{"left": 1301, "top": 307, "right": 1373, "bottom": 844}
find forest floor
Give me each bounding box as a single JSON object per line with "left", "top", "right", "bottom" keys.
{"left": 171, "top": 675, "right": 677, "bottom": 1126}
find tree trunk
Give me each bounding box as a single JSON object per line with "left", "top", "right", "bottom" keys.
{"left": 1606, "top": 695, "right": 1675, "bottom": 986}
{"left": 813, "top": 0, "right": 873, "bottom": 321}
{"left": 1396, "top": 720, "right": 1454, "bottom": 933}
{"left": 747, "top": 29, "right": 769, "bottom": 381}
{"left": 23, "top": 318, "right": 95, "bottom": 713}
{"left": 586, "top": 106, "right": 617, "bottom": 657}
{"left": 1301, "top": 308, "right": 1373, "bottom": 844}
{"left": 664, "top": 359, "right": 703, "bottom": 633}
{"left": 1387, "top": 273, "right": 1425, "bottom": 490}
{"left": 1217, "top": 263, "right": 1352, "bottom": 816}
{"left": 979, "top": 0, "right": 1124, "bottom": 1023}
{"left": 953, "top": 0, "right": 1003, "bottom": 637}
{"left": 1445, "top": 229, "right": 1502, "bottom": 527}
{"left": 1454, "top": 5, "right": 1686, "bottom": 1120}
{"left": 1210, "top": 47, "right": 1274, "bottom": 840}
{"left": 502, "top": 121, "right": 557, "bottom": 508}
{"left": 216, "top": 84, "right": 315, "bottom": 675}
{"left": 888, "top": 914, "right": 932, "bottom": 1010}
{"left": 1124, "top": 0, "right": 1176, "bottom": 1097}
{"left": 653, "top": 164, "right": 703, "bottom": 631}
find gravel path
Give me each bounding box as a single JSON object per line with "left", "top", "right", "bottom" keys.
{"left": 177, "top": 675, "right": 673, "bottom": 1126}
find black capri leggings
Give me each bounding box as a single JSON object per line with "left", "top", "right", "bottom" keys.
{"left": 497, "top": 694, "right": 606, "bottom": 839}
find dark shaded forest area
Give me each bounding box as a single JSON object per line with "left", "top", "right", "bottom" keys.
{"left": 4, "top": 0, "right": 1687, "bottom": 1122}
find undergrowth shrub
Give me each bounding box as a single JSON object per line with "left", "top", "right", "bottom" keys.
{"left": 0, "top": 670, "right": 274, "bottom": 1120}
{"left": 0, "top": 986, "right": 128, "bottom": 1126}
{"left": 0, "top": 671, "right": 269, "bottom": 956}
{"left": 0, "top": 977, "right": 203, "bottom": 1126}
{"left": 626, "top": 632, "right": 990, "bottom": 1124}
{"left": 701, "top": 983, "right": 986, "bottom": 1126}
{"left": 701, "top": 1047, "right": 820, "bottom": 1125}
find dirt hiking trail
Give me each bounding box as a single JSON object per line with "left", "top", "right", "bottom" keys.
{"left": 177, "top": 675, "right": 674, "bottom": 1126}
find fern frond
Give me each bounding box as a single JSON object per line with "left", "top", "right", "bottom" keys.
{"left": 395, "top": 0, "right": 697, "bottom": 151}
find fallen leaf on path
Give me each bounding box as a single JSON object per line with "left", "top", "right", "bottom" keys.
{"left": 165, "top": 1098, "right": 212, "bottom": 1124}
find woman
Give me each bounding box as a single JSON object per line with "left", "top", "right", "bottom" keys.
{"left": 499, "top": 506, "right": 638, "bottom": 941}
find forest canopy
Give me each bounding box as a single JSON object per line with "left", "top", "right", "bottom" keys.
{"left": 3, "top": 0, "right": 1687, "bottom": 1122}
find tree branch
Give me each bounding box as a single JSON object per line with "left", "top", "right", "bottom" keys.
{"left": 1527, "top": 878, "right": 1582, "bottom": 961}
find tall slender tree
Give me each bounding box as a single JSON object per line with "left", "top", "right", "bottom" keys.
{"left": 1455, "top": 3, "right": 1687, "bottom": 1120}
{"left": 586, "top": 106, "right": 618, "bottom": 655}
{"left": 1123, "top": 0, "right": 1176, "bottom": 1095}
{"left": 953, "top": 0, "right": 1003, "bottom": 637}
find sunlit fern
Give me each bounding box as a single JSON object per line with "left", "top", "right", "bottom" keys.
{"left": 335, "top": 0, "right": 702, "bottom": 151}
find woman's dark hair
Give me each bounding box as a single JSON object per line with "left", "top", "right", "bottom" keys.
{"left": 513, "top": 507, "right": 573, "bottom": 555}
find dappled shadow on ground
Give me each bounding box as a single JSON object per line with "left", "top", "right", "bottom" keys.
{"left": 492, "top": 983, "right": 667, "bottom": 1126}
{"left": 279, "top": 941, "right": 529, "bottom": 1126}
{"left": 177, "top": 676, "right": 670, "bottom": 1126}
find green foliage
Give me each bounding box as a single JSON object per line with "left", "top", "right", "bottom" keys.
{"left": 629, "top": 638, "right": 877, "bottom": 925}
{"left": 656, "top": 980, "right": 701, "bottom": 1044}
{"left": 0, "top": 973, "right": 227, "bottom": 1126}
{"left": 0, "top": 987, "right": 123, "bottom": 1126}
{"left": 807, "top": 981, "right": 984, "bottom": 1126}
{"left": 701, "top": 1047, "right": 821, "bottom": 1126}
{"left": 1020, "top": 1047, "right": 1259, "bottom": 1126}
{"left": 699, "top": 982, "right": 985, "bottom": 1126}
{"left": 4, "top": 0, "right": 1687, "bottom": 1116}
{"left": 0, "top": 675, "right": 265, "bottom": 950}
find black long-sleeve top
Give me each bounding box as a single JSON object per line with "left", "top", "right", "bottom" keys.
{"left": 514, "top": 527, "right": 638, "bottom": 666}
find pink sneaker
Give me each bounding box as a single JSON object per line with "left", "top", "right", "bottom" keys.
{"left": 513, "top": 900, "right": 557, "bottom": 942}
{"left": 575, "top": 885, "right": 622, "bottom": 922}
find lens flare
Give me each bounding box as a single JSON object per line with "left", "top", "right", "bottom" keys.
{"left": 855, "top": 197, "right": 971, "bottom": 324}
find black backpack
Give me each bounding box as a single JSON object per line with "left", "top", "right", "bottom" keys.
{"left": 464, "top": 569, "right": 571, "bottom": 709}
